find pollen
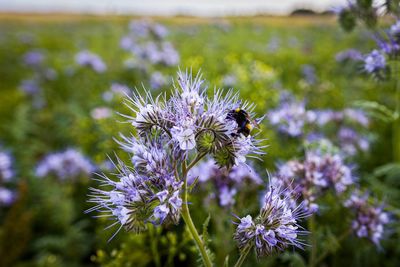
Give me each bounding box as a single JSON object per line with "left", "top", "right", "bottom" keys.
{"left": 245, "top": 123, "right": 253, "bottom": 130}
{"left": 235, "top": 108, "right": 241, "bottom": 112}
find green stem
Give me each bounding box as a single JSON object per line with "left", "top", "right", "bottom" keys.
{"left": 180, "top": 158, "right": 213, "bottom": 267}
{"left": 149, "top": 225, "right": 161, "bottom": 267}
{"left": 314, "top": 229, "right": 351, "bottom": 265}
{"left": 233, "top": 245, "right": 251, "bottom": 267}
{"left": 187, "top": 152, "right": 206, "bottom": 171}
{"left": 308, "top": 216, "right": 317, "bottom": 267}
{"left": 393, "top": 60, "right": 400, "bottom": 162}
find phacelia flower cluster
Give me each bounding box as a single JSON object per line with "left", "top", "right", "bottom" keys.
{"left": 234, "top": 185, "right": 309, "bottom": 257}
{"left": 301, "top": 64, "right": 317, "bottom": 85}
{"left": 269, "top": 91, "right": 370, "bottom": 156}
{"left": 364, "top": 49, "right": 386, "bottom": 75}
{"left": 344, "top": 191, "right": 390, "bottom": 247}
{"left": 88, "top": 70, "right": 265, "bottom": 236}
{"left": 188, "top": 159, "right": 262, "bottom": 207}
{"left": 338, "top": 16, "right": 400, "bottom": 79}
{"left": 0, "top": 149, "right": 16, "bottom": 206}
{"left": 120, "top": 20, "right": 179, "bottom": 67}
{"left": 335, "top": 48, "right": 363, "bottom": 62}
{"left": 23, "top": 50, "right": 45, "bottom": 67}
{"left": 36, "top": 149, "right": 95, "bottom": 180}
{"left": 19, "top": 49, "right": 57, "bottom": 109}
{"left": 271, "top": 147, "right": 354, "bottom": 213}
{"left": 75, "top": 50, "right": 107, "bottom": 73}
{"left": 268, "top": 92, "right": 315, "bottom": 137}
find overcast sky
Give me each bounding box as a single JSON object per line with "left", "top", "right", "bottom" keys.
{"left": 0, "top": 0, "right": 347, "bottom": 16}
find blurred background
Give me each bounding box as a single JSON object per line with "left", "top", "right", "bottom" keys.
{"left": 0, "top": 0, "right": 399, "bottom": 267}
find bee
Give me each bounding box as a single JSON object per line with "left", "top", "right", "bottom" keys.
{"left": 227, "top": 108, "right": 255, "bottom": 137}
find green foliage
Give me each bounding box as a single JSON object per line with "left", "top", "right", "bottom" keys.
{"left": 0, "top": 15, "right": 398, "bottom": 267}
{"left": 339, "top": 9, "right": 357, "bottom": 32}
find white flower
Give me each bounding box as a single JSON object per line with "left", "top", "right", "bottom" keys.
{"left": 172, "top": 127, "right": 196, "bottom": 150}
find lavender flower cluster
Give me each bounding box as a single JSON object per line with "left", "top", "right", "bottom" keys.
{"left": 75, "top": 50, "right": 107, "bottom": 73}
{"left": 271, "top": 147, "right": 354, "bottom": 213}
{"left": 268, "top": 92, "right": 370, "bottom": 156}
{"left": 19, "top": 49, "right": 57, "bottom": 108}
{"left": 35, "top": 149, "right": 94, "bottom": 180}
{"left": 120, "top": 20, "right": 179, "bottom": 67}
{"left": 188, "top": 159, "right": 262, "bottom": 207}
{"left": 336, "top": 9, "right": 400, "bottom": 79}
{"left": 0, "top": 149, "right": 16, "bottom": 206}
{"left": 268, "top": 92, "right": 315, "bottom": 137}
{"left": 335, "top": 48, "right": 363, "bottom": 62}
{"left": 271, "top": 140, "right": 391, "bottom": 247}
{"left": 234, "top": 184, "right": 309, "bottom": 257}
{"left": 88, "top": 70, "right": 265, "bottom": 236}
{"left": 344, "top": 191, "right": 390, "bottom": 247}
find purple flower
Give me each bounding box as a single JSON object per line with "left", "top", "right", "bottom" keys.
{"left": 338, "top": 127, "right": 369, "bottom": 156}
{"left": 390, "top": 20, "right": 400, "bottom": 37}
{"left": 219, "top": 186, "right": 237, "bottom": 206}
{"left": 268, "top": 93, "right": 315, "bottom": 137}
{"left": 128, "top": 70, "right": 264, "bottom": 168}
{"left": 267, "top": 36, "right": 280, "bottom": 52}
{"left": 129, "top": 20, "right": 151, "bottom": 37}
{"left": 88, "top": 69, "right": 265, "bottom": 239}
{"left": 120, "top": 35, "right": 136, "bottom": 51}
{"left": 188, "top": 158, "right": 261, "bottom": 207}
{"left": 160, "top": 42, "right": 180, "bottom": 66}
{"left": 364, "top": 50, "right": 386, "bottom": 74}
{"left": 301, "top": 64, "right": 317, "bottom": 85}
{"left": 75, "top": 50, "right": 107, "bottom": 73}
{"left": 153, "top": 204, "right": 170, "bottom": 223}
{"left": 149, "top": 71, "right": 167, "bottom": 89}
{"left": 272, "top": 148, "right": 354, "bottom": 213}
{"left": 345, "top": 191, "right": 390, "bottom": 247}
{"left": 335, "top": 49, "right": 363, "bottom": 62}
{"left": 234, "top": 185, "right": 310, "bottom": 257}
{"left": 88, "top": 160, "right": 183, "bottom": 234}
{"left": 343, "top": 108, "right": 369, "bottom": 127}
{"left": 121, "top": 20, "right": 179, "bottom": 68}
{"left": 0, "top": 149, "right": 15, "bottom": 206}
{"left": 0, "top": 150, "right": 14, "bottom": 182}
{"left": 0, "top": 187, "right": 15, "bottom": 206}
{"left": 23, "top": 50, "right": 44, "bottom": 67}
{"left": 152, "top": 23, "right": 169, "bottom": 39}
{"left": 19, "top": 79, "right": 41, "bottom": 96}
{"left": 36, "top": 149, "right": 95, "bottom": 180}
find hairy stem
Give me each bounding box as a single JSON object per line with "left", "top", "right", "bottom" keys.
{"left": 233, "top": 245, "right": 251, "bottom": 267}
{"left": 180, "top": 159, "right": 213, "bottom": 267}
{"left": 308, "top": 216, "right": 317, "bottom": 267}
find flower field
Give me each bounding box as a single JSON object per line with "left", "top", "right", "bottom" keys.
{"left": 0, "top": 11, "right": 399, "bottom": 267}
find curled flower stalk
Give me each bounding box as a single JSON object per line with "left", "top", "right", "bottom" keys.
{"left": 87, "top": 69, "right": 265, "bottom": 266}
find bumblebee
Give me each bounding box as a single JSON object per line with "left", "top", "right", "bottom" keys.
{"left": 227, "top": 108, "right": 253, "bottom": 137}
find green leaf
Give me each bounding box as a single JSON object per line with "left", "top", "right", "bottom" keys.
{"left": 339, "top": 9, "right": 356, "bottom": 32}
{"left": 353, "top": 100, "right": 396, "bottom": 123}
{"left": 374, "top": 163, "right": 400, "bottom": 177}
{"left": 223, "top": 255, "right": 229, "bottom": 267}
{"left": 281, "top": 252, "right": 306, "bottom": 267}
{"left": 202, "top": 214, "right": 211, "bottom": 244}
{"left": 188, "top": 176, "right": 199, "bottom": 193}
